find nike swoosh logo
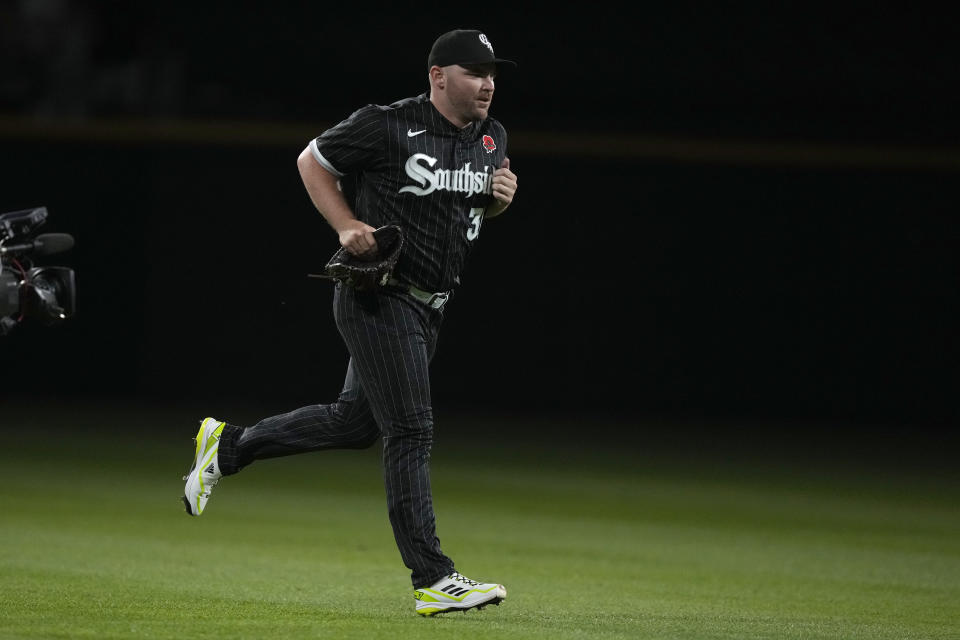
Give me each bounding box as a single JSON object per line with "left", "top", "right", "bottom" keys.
{"left": 407, "top": 129, "right": 427, "bottom": 137}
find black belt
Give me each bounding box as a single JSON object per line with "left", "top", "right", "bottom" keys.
{"left": 386, "top": 277, "right": 450, "bottom": 310}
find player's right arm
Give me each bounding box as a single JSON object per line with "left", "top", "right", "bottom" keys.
{"left": 297, "top": 146, "right": 376, "bottom": 257}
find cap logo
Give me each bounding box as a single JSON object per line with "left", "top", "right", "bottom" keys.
{"left": 479, "top": 33, "right": 494, "bottom": 54}
{"left": 482, "top": 135, "right": 496, "bottom": 153}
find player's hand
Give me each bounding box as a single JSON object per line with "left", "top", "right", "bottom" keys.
{"left": 338, "top": 220, "right": 378, "bottom": 259}
{"left": 491, "top": 157, "right": 517, "bottom": 206}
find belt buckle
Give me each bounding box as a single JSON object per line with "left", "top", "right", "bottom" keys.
{"left": 426, "top": 291, "right": 449, "bottom": 309}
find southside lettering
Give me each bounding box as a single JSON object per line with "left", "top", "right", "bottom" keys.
{"left": 399, "top": 153, "right": 493, "bottom": 197}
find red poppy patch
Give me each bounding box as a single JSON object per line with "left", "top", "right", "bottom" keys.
{"left": 482, "top": 135, "right": 496, "bottom": 153}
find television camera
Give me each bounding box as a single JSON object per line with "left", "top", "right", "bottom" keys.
{"left": 0, "top": 206, "right": 76, "bottom": 336}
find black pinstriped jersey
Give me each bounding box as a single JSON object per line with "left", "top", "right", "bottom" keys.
{"left": 310, "top": 92, "right": 508, "bottom": 293}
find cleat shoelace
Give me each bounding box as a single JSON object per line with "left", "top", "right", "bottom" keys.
{"left": 449, "top": 571, "right": 480, "bottom": 587}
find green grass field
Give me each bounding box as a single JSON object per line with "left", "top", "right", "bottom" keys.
{"left": 1, "top": 405, "right": 957, "bottom": 639}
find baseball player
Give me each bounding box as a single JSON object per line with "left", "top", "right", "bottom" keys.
{"left": 182, "top": 29, "right": 518, "bottom": 617}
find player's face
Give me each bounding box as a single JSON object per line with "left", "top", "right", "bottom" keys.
{"left": 441, "top": 63, "right": 496, "bottom": 126}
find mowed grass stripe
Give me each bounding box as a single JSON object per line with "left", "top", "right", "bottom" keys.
{"left": 0, "top": 419, "right": 958, "bottom": 639}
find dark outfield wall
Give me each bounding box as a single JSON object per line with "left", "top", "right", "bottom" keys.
{"left": 0, "top": 138, "right": 955, "bottom": 428}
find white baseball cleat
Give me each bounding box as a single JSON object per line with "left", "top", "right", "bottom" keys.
{"left": 182, "top": 417, "right": 225, "bottom": 516}
{"left": 414, "top": 571, "right": 507, "bottom": 616}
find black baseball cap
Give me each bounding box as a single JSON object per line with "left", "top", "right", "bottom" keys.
{"left": 427, "top": 29, "right": 516, "bottom": 70}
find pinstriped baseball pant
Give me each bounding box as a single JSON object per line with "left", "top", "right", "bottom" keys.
{"left": 217, "top": 283, "right": 455, "bottom": 588}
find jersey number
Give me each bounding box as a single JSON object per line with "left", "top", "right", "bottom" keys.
{"left": 467, "top": 207, "right": 485, "bottom": 241}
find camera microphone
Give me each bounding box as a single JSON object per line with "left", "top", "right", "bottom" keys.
{"left": 0, "top": 233, "right": 75, "bottom": 257}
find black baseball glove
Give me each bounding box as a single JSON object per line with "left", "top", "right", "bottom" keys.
{"left": 310, "top": 225, "right": 404, "bottom": 291}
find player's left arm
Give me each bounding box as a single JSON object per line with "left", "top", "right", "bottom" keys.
{"left": 486, "top": 157, "right": 517, "bottom": 219}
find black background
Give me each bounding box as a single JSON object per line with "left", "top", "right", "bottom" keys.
{"left": 1, "top": 4, "right": 957, "bottom": 436}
